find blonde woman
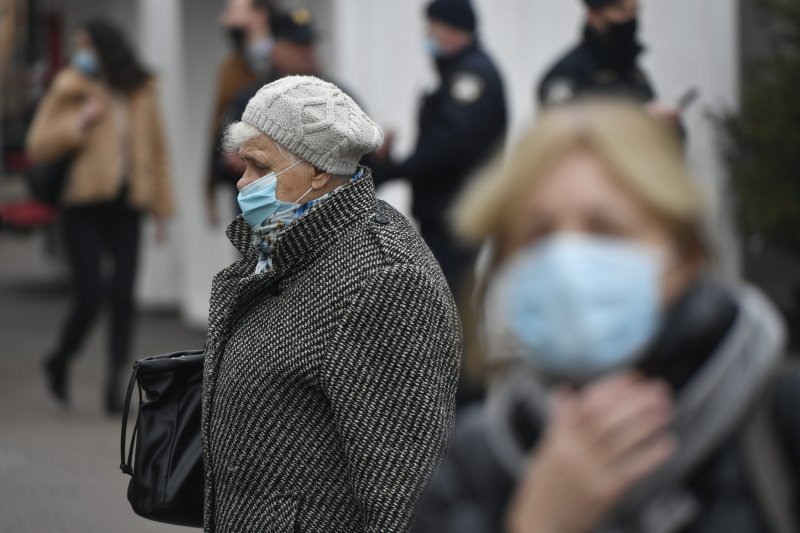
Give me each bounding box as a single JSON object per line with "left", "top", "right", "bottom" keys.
{"left": 413, "top": 101, "right": 800, "bottom": 533}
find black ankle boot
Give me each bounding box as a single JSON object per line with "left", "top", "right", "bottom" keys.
{"left": 43, "top": 356, "right": 69, "bottom": 404}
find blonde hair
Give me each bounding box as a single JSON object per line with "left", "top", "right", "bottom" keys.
{"left": 454, "top": 100, "right": 708, "bottom": 261}
{"left": 454, "top": 100, "right": 709, "bottom": 385}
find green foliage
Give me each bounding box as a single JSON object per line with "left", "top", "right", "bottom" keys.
{"left": 722, "top": 0, "right": 800, "bottom": 248}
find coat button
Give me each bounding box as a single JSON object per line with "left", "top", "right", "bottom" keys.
{"left": 375, "top": 213, "right": 390, "bottom": 225}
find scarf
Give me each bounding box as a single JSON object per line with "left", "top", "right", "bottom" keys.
{"left": 250, "top": 166, "right": 366, "bottom": 274}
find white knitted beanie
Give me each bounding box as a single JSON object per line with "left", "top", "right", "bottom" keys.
{"left": 242, "top": 75, "right": 384, "bottom": 176}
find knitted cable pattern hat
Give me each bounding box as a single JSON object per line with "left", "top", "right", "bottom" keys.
{"left": 242, "top": 75, "right": 384, "bottom": 176}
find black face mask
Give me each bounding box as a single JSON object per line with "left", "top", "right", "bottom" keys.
{"left": 227, "top": 27, "right": 246, "bottom": 52}
{"left": 605, "top": 17, "right": 640, "bottom": 65}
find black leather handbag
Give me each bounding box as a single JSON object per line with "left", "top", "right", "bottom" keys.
{"left": 27, "top": 153, "right": 75, "bottom": 206}
{"left": 120, "top": 350, "right": 205, "bottom": 528}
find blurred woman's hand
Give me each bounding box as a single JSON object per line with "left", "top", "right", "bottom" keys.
{"left": 78, "top": 97, "right": 104, "bottom": 130}
{"left": 506, "top": 373, "right": 676, "bottom": 533}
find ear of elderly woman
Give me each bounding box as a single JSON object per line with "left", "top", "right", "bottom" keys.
{"left": 202, "top": 76, "right": 462, "bottom": 532}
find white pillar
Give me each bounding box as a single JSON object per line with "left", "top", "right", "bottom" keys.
{"left": 135, "top": 0, "right": 184, "bottom": 310}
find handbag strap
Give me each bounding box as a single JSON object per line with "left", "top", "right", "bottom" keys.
{"left": 120, "top": 364, "right": 140, "bottom": 476}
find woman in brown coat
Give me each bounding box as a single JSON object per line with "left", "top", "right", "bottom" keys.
{"left": 27, "top": 19, "right": 173, "bottom": 414}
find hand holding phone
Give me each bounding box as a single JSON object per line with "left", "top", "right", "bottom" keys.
{"left": 677, "top": 87, "right": 699, "bottom": 113}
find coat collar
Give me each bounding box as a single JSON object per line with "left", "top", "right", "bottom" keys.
{"left": 225, "top": 169, "right": 377, "bottom": 278}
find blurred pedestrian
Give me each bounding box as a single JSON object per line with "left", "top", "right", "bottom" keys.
{"left": 206, "top": 0, "right": 274, "bottom": 225}
{"left": 27, "top": 20, "right": 173, "bottom": 414}
{"left": 267, "top": 7, "right": 318, "bottom": 78}
{"left": 537, "top": 0, "right": 679, "bottom": 124}
{"left": 202, "top": 76, "right": 461, "bottom": 531}
{"left": 210, "top": 6, "right": 339, "bottom": 220}
{"left": 371, "top": 0, "right": 507, "bottom": 294}
{"left": 414, "top": 101, "right": 800, "bottom": 533}
{"left": 223, "top": 7, "right": 326, "bottom": 123}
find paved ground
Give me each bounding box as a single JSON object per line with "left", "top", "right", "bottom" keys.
{"left": 0, "top": 230, "right": 206, "bottom": 532}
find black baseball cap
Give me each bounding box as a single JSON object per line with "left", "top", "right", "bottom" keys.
{"left": 271, "top": 7, "right": 316, "bottom": 44}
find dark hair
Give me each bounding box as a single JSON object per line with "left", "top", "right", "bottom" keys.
{"left": 82, "top": 19, "right": 151, "bottom": 94}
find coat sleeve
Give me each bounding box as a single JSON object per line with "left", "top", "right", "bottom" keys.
{"left": 26, "top": 69, "right": 89, "bottom": 163}
{"left": 322, "top": 264, "right": 462, "bottom": 531}
{"left": 413, "top": 405, "right": 513, "bottom": 533}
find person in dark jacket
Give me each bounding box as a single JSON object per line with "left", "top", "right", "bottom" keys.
{"left": 414, "top": 100, "right": 800, "bottom": 533}
{"left": 202, "top": 76, "right": 462, "bottom": 532}
{"left": 371, "top": 0, "right": 507, "bottom": 294}
{"left": 224, "top": 7, "right": 325, "bottom": 125}
{"left": 215, "top": 6, "right": 351, "bottom": 213}
{"left": 537, "top": 0, "right": 680, "bottom": 131}
{"left": 206, "top": 0, "right": 274, "bottom": 225}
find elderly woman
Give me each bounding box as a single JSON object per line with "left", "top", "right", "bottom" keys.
{"left": 413, "top": 101, "right": 800, "bottom": 533}
{"left": 202, "top": 76, "right": 462, "bottom": 532}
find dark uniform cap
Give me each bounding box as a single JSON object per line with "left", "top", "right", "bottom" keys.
{"left": 271, "top": 7, "right": 316, "bottom": 44}
{"left": 583, "top": 0, "right": 620, "bottom": 8}
{"left": 426, "top": 0, "right": 477, "bottom": 32}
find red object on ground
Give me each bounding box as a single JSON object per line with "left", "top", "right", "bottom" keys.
{"left": 0, "top": 201, "right": 59, "bottom": 230}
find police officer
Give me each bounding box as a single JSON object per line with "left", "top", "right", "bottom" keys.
{"left": 214, "top": 7, "right": 333, "bottom": 212}
{"left": 372, "top": 0, "right": 507, "bottom": 294}
{"left": 538, "top": 0, "right": 656, "bottom": 106}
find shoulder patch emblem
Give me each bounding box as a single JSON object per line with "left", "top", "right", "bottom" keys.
{"left": 544, "top": 78, "right": 575, "bottom": 104}
{"left": 450, "top": 72, "right": 486, "bottom": 105}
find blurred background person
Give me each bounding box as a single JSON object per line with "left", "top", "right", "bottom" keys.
{"left": 209, "top": 5, "right": 330, "bottom": 222}
{"left": 26, "top": 19, "right": 173, "bottom": 414}
{"left": 414, "top": 101, "right": 800, "bottom": 533}
{"left": 371, "top": 0, "right": 507, "bottom": 297}
{"left": 266, "top": 7, "right": 318, "bottom": 79}
{"left": 206, "top": 0, "right": 274, "bottom": 225}
{"left": 224, "top": 7, "right": 324, "bottom": 121}
{"left": 537, "top": 0, "right": 679, "bottom": 126}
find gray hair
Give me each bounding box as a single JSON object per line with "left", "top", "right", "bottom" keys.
{"left": 222, "top": 121, "right": 351, "bottom": 181}
{"left": 222, "top": 121, "right": 299, "bottom": 163}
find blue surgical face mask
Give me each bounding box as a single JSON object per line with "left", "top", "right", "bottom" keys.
{"left": 485, "top": 234, "right": 665, "bottom": 382}
{"left": 237, "top": 160, "right": 312, "bottom": 228}
{"left": 425, "top": 36, "right": 443, "bottom": 58}
{"left": 72, "top": 49, "right": 99, "bottom": 77}
{"left": 245, "top": 36, "right": 275, "bottom": 76}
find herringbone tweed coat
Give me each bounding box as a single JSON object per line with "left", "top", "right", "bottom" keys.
{"left": 202, "top": 172, "right": 462, "bottom": 532}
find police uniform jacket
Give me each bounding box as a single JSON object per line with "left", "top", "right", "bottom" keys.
{"left": 538, "top": 25, "right": 655, "bottom": 106}
{"left": 202, "top": 172, "right": 463, "bottom": 532}
{"left": 372, "top": 42, "right": 507, "bottom": 232}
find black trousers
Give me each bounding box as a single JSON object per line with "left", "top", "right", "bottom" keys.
{"left": 53, "top": 193, "right": 142, "bottom": 385}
